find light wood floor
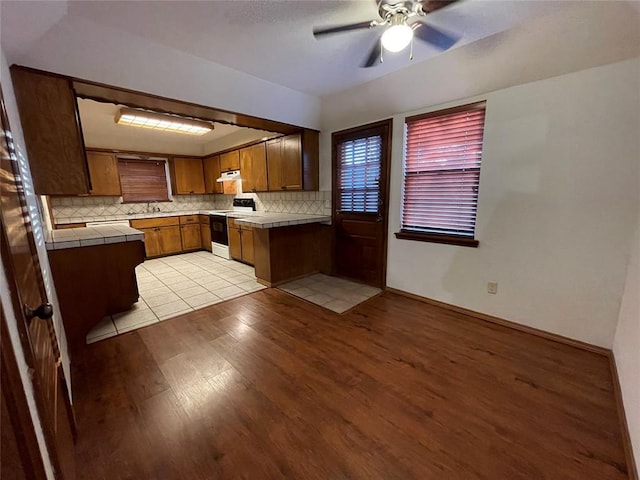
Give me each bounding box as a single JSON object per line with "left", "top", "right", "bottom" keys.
{"left": 72, "top": 289, "right": 630, "bottom": 479}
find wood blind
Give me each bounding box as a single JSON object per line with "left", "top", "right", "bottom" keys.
{"left": 337, "top": 135, "right": 382, "bottom": 213}
{"left": 402, "top": 102, "right": 486, "bottom": 237}
{"left": 118, "top": 159, "right": 169, "bottom": 203}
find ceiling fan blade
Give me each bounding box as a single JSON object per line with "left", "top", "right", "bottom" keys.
{"left": 362, "top": 36, "right": 382, "bottom": 68}
{"left": 412, "top": 21, "right": 459, "bottom": 50}
{"left": 313, "top": 21, "right": 373, "bottom": 37}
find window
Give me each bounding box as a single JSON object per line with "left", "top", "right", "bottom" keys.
{"left": 396, "top": 102, "right": 486, "bottom": 247}
{"left": 336, "top": 134, "right": 382, "bottom": 213}
{"left": 118, "top": 158, "right": 169, "bottom": 203}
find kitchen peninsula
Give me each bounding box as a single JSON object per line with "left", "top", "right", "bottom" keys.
{"left": 46, "top": 224, "right": 145, "bottom": 353}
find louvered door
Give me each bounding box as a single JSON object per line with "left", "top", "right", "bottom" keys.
{"left": 332, "top": 119, "right": 392, "bottom": 288}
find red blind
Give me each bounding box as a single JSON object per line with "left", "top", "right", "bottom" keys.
{"left": 118, "top": 159, "right": 169, "bottom": 203}
{"left": 402, "top": 103, "right": 486, "bottom": 237}
{"left": 337, "top": 135, "right": 382, "bottom": 213}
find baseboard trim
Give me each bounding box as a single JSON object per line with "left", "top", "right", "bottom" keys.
{"left": 385, "top": 288, "right": 609, "bottom": 356}
{"left": 386, "top": 287, "right": 637, "bottom": 477}
{"left": 609, "top": 352, "right": 638, "bottom": 480}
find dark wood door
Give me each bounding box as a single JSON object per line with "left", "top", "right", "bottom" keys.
{"left": 0, "top": 90, "right": 76, "bottom": 477}
{"left": 332, "top": 119, "right": 392, "bottom": 288}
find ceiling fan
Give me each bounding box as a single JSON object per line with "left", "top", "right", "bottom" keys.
{"left": 313, "top": 0, "right": 460, "bottom": 68}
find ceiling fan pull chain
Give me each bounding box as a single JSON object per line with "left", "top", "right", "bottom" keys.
{"left": 380, "top": 38, "right": 384, "bottom": 64}
{"left": 409, "top": 35, "right": 414, "bottom": 61}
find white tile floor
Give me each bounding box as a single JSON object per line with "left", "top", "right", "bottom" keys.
{"left": 278, "top": 273, "right": 381, "bottom": 314}
{"left": 86, "top": 251, "right": 266, "bottom": 343}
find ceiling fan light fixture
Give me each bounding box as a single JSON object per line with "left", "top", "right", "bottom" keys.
{"left": 381, "top": 21, "right": 413, "bottom": 53}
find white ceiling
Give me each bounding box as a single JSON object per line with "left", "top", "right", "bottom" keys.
{"left": 78, "top": 99, "right": 277, "bottom": 156}
{"left": 3, "top": 1, "right": 638, "bottom": 99}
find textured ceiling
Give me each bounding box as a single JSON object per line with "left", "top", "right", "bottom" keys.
{"left": 2, "top": 1, "right": 639, "bottom": 98}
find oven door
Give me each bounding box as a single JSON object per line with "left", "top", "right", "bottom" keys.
{"left": 210, "top": 215, "right": 228, "bottom": 246}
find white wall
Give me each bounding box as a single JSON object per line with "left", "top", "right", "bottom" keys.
{"left": 11, "top": 13, "right": 321, "bottom": 130}
{"left": 321, "top": 57, "right": 640, "bottom": 348}
{"left": 0, "top": 51, "right": 56, "bottom": 479}
{"left": 614, "top": 194, "right": 640, "bottom": 468}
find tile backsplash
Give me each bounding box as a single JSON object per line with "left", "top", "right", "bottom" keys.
{"left": 217, "top": 191, "right": 331, "bottom": 216}
{"left": 50, "top": 191, "right": 332, "bottom": 224}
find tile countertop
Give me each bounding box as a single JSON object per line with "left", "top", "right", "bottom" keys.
{"left": 232, "top": 213, "right": 331, "bottom": 229}
{"left": 45, "top": 225, "right": 144, "bottom": 250}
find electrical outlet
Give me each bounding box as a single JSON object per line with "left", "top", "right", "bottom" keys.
{"left": 487, "top": 281, "right": 498, "bottom": 294}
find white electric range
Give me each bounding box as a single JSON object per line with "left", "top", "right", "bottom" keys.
{"left": 209, "top": 198, "right": 257, "bottom": 259}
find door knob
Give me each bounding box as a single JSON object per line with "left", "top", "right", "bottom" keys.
{"left": 24, "top": 303, "right": 54, "bottom": 321}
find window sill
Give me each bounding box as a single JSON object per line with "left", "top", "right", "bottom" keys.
{"left": 394, "top": 230, "right": 479, "bottom": 248}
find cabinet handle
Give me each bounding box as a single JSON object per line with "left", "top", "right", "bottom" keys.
{"left": 281, "top": 186, "right": 287, "bottom": 190}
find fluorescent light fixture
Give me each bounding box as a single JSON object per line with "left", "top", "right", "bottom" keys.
{"left": 115, "top": 108, "right": 214, "bottom": 136}
{"left": 381, "top": 15, "right": 413, "bottom": 53}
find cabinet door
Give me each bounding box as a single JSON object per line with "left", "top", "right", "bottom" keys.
{"left": 87, "top": 151, "right": 121, "bottom": 196}
{"left": 181, "top": 224, "right": 201, "bottom": 251}
{"left": 201, "top": 223, "right": 211, "bottom": 252}
{"left": 266, "top": 138, "right": 283, "bottom": 192}
{"left": 172, "top": 157, "right": 205, "bottom": 194}
{"left": 228, "top": 226, "right": 242, "bottom": 260}
{"left": 158, "top": 226, "right": 183, "bottom": 255}
{"left": 219, "top": 150, "right": 240, "bottom": 172}
{"left": 240, "top": 227, "right": 254, "bottom": 265}
{"left": 203, "top": 155, "right": 223, "bottom": 194}
{"left": 11, "top": 67, "right": 90, "bottom": 195}
{"left": 240, "top": 143, "right": 268, "bottom": 193}
{"left": 141, "top": 228, "right": 162, "bottom": 258}
{"left": 281, "top": 134, "right": 302, "bottom": 190}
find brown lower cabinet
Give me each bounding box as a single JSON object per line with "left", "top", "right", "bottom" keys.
{"left": 181, "top": 224, "right": 201, "bottom": 251}
{"left": 228, "top": 218, "right": 254, "bottom": 265}
{"left": 200, "top": 215, "right": 211, "bottom": 251}
{"left": 131, "top": 215, "right": 213, "bottom": 258}
{"left": 131, "top": 217, "right": 183, "bottom": 258}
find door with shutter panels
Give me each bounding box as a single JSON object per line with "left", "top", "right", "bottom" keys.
{"left": 0, "top": 88, "right": 76, "bottom": 478}
{"left": 332, "top": 119, "right": 392, "bottom": 288}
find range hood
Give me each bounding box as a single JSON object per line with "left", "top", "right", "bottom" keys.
{"left": 216, "top": 170, "right": 241, "bottom": 182}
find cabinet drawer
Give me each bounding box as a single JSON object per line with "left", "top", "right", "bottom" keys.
{"left": 227, "top": 218, "right": 239, "bottom": 229}
{"left": 130, "top": 216, "right": 179, "bottom": 229}
{"left": 198, "top": 214, "right": 210, "bottom": 225}
{"left": 179, "top": 215, "right": 199, "bottom": 225}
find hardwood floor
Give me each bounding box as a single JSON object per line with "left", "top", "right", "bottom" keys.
{"left": 72, "top": 289, "right": 630, "bottom": 479}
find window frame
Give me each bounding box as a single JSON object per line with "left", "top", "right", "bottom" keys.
{"left": 395, "top": 101, "right": 486, "bottom": 248}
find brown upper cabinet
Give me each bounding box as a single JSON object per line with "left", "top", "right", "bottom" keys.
{"left": 86, "top": 151, "right": 121, "bottom": 196}
{"left": 240, "top": 143, "right": 268, "bottom": 193}
{"left": 10, "top": 66, "right": 90, "bottom": 195}
{"left": 219, "top": 150, "right": 240, "bottom": 172}
{"left": 267, "top": 133, "right": 302, "bottom": 191}
{"left": 171, "top": 157, "right": 205, "bottom": 194}
{"left": 203, "top": 155, "right": 223, "bottom": 194}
